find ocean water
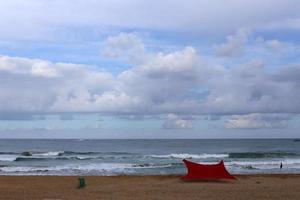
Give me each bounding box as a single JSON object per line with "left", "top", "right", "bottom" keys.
{"left": 0, "top": 139, "right": 300, "bottom": 175}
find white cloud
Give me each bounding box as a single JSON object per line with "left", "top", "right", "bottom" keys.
{"left": 117, "top": 45, "right": 210, "bottom": 114}
{"left": 224, "top": 113, "right": 290, "bottom": 129}
{"left": 215, "top": 29, "right": 249, "bottom": 57}
{"left": 0, "top": 55, "right": 115, "bottom": 113}
{"left": 101, "top": 32, "right": 146, "bottom": 64}
{"left": 255, "top": 37, "right": 285, "bottom": 52}
{"left": 162, "top": 114, "right": 193, "bottom": 129}
{"left": 264, "top": 40, "right": 284, "bottom": 51}
{"left": 31, "top": 62, "right": 59, "bottom": 78}
{"left": 1, "top": 33, "right": 300, "bottom": 119}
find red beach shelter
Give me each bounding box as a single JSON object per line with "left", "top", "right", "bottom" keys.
{"left": 182, "top": 159, "right": 236, "bottom": 180}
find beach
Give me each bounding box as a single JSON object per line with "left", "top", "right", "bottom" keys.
{"left": 0, "top": 175, "right": 300, "bottom": 200}
{"left": 1, "top": 139, "right": 300, "bottom": 199}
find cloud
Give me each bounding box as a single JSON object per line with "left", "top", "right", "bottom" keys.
{"left": 162, "top": 114, "right": 193, "bottom": 129}
{"left": 224, "top": 113, "right": 290, "bottom": 129}
{"left": 1, "top": 33, "right": 300, "bottom": 118}
{"left": 116, "top": 45, "right": 214, "bottom": 114}
{"left": 101, "top": 32, "right": 146, "bottom": 64}
{"left": 0, "top": 56, "right": 59, "bottom": 77}
{"left": 31, "top": 62, "right": 59, "bottom": 78}
{"left": 264, "top": 40, "right": 285, "bottom": 51}
{"left": 215, "top": 29, "right": 249, "bottom": 57}
{"left": 0, "top": 55, "right": 115, "bottom": 113}
{"left": 255, "top": 37, "right": 285, "bottom": 52}
{"left": 202, "top": 59, "right": 300, "bottom": 115}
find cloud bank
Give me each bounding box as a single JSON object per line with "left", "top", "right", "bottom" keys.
{"left": 1, "top": 32, "right": 300, "bottom": 120}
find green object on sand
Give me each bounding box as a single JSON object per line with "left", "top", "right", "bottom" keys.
{"left": 78, "top": 177, "right": 86, "bottom": 188}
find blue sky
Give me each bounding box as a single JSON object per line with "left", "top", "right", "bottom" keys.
{"left": 1, "top": 0, "right": 300, "bottom": 138}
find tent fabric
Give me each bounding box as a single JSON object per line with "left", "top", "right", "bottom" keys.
{"left": 182, "top": 159, "right": 236, "bottom": 180}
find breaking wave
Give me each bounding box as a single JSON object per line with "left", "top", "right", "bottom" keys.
{"left": 1, "top": 149, "right": 300, "bottom": 175}
{"left": 14, "top": 156, "right": 94, "bottom": 162}
{"left": 228, "top": 152, "right": 296, "bottom": 158}
{"left": 0, "top": 151, "right": 137, "bottom": 162}
{"left": 0, "top": 155, "right": 18, "bottom": 162}
{"left": 34, "top": 151, "right": 64, "bottom": 156}
{"left": 148, "top": 153, "right": 229, "bottom": 159}
{"left": 0, "top": 162, "right": 173, "bottom": 175}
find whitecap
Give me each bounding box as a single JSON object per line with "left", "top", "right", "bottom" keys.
{"left": 34, "top": 151, "right": 64, "bottom": 157}
{"left": 148, "top": 153, "right": 229, "bottom": 159}
{"left": 0, "top": 155, "right": 18, "bottom": 162}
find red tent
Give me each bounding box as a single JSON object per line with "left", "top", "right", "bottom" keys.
{"left": 182, "top": 159, "right": 236, "bottom": 180}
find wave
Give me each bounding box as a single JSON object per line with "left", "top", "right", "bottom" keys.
{"left": 1, "top": 150, "right": 299, "bottom": 163}
{"left": 62, "top": 151, "right": 135, "bottom": 156}
{"left": 0, "top": 150, "right": 136, "bottom": 156}
{"left": 2, "top": 159, "right": 300, "bottom": 175}
{"left": 0, "top": 163, "right": 129, "bottom": 173}
{"left": 148, "top": 152, "right": 298, "bottom": 160}
{"left": 228, "top": 152, "right": 296, "bottom": 158}
{"left": 227, "top": 158, "right": 300, "bottom": 166}
{"left": 62, "top": 151, "right": 99, "bottom": 155}
{"left": 0, "top": 155, "right": 18, "bottom": 162}
{"left": 0, "top": 162, "right": 172, "bottom": 174}
{"left": 0, "top": 166, "right": 49, "bottom": 173}
{"left": 0, "top": 151, "right": 136, "bottom": 162}
{"left": 148, "top": 153, "right": 229, "bottom": 159}
{"left": 34, "top": 151, "right": 64, "bottom": 156}
{"left": 132, "top": 163, "right": 172, "bottom": 169}
{"left": 14, "top": 156, "right": 95, "bottom": 162}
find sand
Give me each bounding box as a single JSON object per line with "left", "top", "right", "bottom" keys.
{"left": 0, "top": 175, "right": 300, "bottom": 200}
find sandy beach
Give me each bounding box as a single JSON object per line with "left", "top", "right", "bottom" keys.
{"left": 0, "top": 175, "right": 299, "bottom": 200}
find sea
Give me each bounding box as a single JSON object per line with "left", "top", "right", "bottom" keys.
{"left": 0, "top": 139, "right": 300, "bottom": 176}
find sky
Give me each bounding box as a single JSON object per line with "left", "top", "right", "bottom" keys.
{"left": 1, "top": 0, "right": 300, "bottom": 138}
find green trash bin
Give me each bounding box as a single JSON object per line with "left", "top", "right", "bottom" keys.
{"left": 78, "top": 177, "right": 86, "bottom": 188}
